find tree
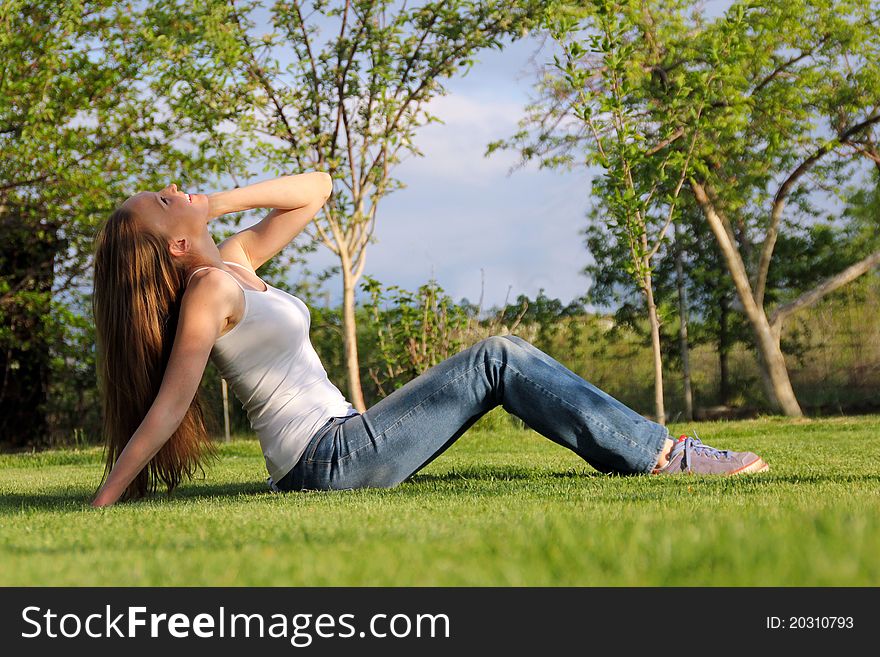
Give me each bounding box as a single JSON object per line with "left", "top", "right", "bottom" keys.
{"left": 671, "top": 220, "right": 693, "bottom": 419}
{"left": 492, "top": 0, "right": 880, "bottom": 416}
{"left": 496, "top": 0, "right": 711, "bottom": 424}
{"left": 684, "top": 0, "right": 880, "bottom": 416}
{"left": 139, "top": 0, "right": 542, "bottom": 411}
{"left": 652, "top": 203, "right": 749, "bottom": 411}
{"left": 0, "top": 0, "right": 222, "bottom": 446}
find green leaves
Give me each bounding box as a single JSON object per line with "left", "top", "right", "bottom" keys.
{"left": 498, "top": 0, "right": 880, "bottom": 300}
{"left": 360, "top": 274, "right": 469, "bottom": 394}
{"left": 0, "top": 0, "right": 257, "bottom": 445}
{"left": 544, "top": 0, "right": 705, "bottom": 294}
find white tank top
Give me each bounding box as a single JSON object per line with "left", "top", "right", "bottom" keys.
{"left": 186, "top": 261, "right": 356, "bottom": 481}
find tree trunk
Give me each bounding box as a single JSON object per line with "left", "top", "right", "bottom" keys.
{"left": 342, "top": 272, "right": 367, "bottom": 412}
{"left": 674, "top": 227, "right": 693, "bottom": 421}
{"left": 221, "top": 377, "right": 231, "bottom": 443}
{"left": 690, "top": 179, "right": 803, "bottom": 416}
{"left": 643, "top": 268, "right": 666, "bottom": 425}
{"left": 718, "top": 295, "right": 731, "bottom": 406}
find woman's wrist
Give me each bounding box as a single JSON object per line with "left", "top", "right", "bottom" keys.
{"left": 206, "top": 189, "right": 247, "bottom": 220}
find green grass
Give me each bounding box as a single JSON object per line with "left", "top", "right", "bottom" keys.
{"left": 1, "top": 415, "right": 879, "bottom": 586}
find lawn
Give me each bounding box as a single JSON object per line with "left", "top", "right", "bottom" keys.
{"left": 1, "top": 415, "right": 878, "bottom": 586}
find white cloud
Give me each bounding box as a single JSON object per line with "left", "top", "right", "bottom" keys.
{"left": 396, "top": 93, "right": 528, "bottom": 185}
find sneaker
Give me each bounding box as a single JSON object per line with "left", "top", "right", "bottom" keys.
{"left": 654, "top": 432, "right": 769, "bottom": 476}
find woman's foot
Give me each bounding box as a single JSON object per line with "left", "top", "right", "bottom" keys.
{"left": 652, "top": 433, "right": 769, "bottom": 475}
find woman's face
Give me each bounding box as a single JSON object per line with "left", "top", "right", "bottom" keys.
{"left": 121, "top": 183, "right": 209, "bottom": 242}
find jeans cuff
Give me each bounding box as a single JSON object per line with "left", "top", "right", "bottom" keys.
{"left": 638, "top": 423, "right": 672, "bottom": 474}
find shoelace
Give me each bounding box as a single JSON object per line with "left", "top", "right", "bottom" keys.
{"left": 674, "top": 431, "right": 732, "bottom": 472}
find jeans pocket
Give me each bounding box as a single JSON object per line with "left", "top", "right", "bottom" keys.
{"left": 304, "top": 417, "right": 336, "bottom": 463}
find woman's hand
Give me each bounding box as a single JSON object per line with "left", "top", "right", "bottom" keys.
{"left": 89, "top": 421, "right": 171, "bottom": 509}
{"left": 206, "top": 171, "right": 332, "bottom": 220}
{"left": 91, "top": 491, "right": 117, "bottom": 508}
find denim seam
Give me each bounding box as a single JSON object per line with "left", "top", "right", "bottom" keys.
{"left": 327, "top": 362, "right": 489, "bottom": 465}
{"left": 499, "top": 358, "right": 656, "bottom": 463}
{"left": 304, "top": 432, "right": 330, "bottom": 463}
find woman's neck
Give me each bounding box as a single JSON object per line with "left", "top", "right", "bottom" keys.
{"left": 181, "top": 235, "right": 227, "bottom": 273}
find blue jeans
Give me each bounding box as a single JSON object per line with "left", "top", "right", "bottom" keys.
{"left": 275, "top": 335, "right": 669, "bottom": 491}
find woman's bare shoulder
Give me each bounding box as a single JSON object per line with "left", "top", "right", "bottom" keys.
{"left": 185, "top": 268, "right": 244, "bottom": 336}
{"left": 185, "top": 267, "right": 241, "bottom": 305}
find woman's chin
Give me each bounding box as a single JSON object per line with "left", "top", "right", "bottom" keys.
{"left": 190, "top": 194, "right": 209, "bottom": 221}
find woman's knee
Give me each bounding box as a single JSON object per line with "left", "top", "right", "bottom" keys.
{"left": 492, "top": 334, "right": 535, "bottom": 356}
{"left": 479, "top": 335, "right": 512, "bottom": 355}
{"left": 475, "top": 335, "right": 534, "bottom": 367}
{"left": 501, "top": 334, "right": 529, "bottom": 349}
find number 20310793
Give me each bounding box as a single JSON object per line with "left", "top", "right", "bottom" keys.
{"left": 766, "top": 617, "right": 854, "bottom": 630}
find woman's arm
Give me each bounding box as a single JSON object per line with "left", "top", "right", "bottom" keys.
{"left": 208, "top": 172, "right": 333, "bottom": 271}
{"left": 206, "top": 171, "right": 332, "bottom": 219}
{"left": 91, "top": 271, "right": 231, "bottom": 508}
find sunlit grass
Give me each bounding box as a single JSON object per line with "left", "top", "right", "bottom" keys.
{"left": 1, "top": 415, "right": 878, "bottom": 586}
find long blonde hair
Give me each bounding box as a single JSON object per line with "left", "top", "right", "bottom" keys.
{"left": 91, "top": 206, "right": 218, "bottom": 502}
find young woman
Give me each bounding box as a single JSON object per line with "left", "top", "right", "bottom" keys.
{"left": 90, "top": 172, "right": 768, "bottom": 507}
